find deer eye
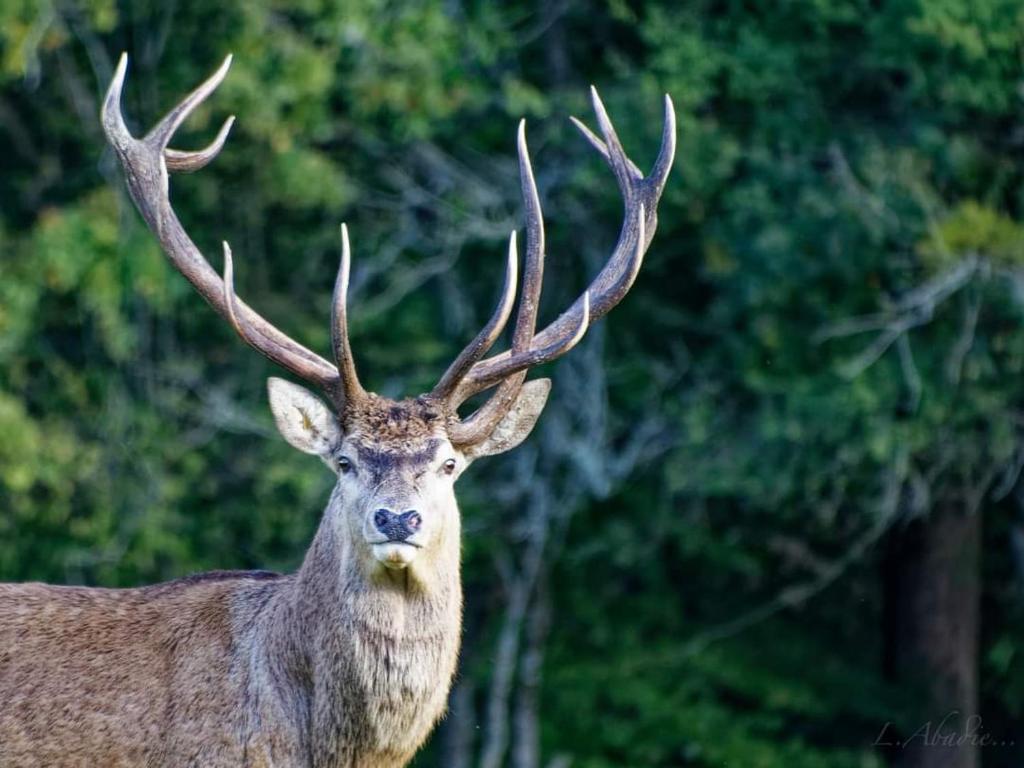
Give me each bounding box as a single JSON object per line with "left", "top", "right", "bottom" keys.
{"left": 443, "top": 458, "right": 457, "bottom": 475}
{"left": 338, "top": 456, "right": 353, "bottom": 474}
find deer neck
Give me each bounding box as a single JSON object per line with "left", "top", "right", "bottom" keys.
{"left": 254, "top": 485, "right": 462, "bottom": 762}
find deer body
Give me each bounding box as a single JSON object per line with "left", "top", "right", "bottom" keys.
{"left": 0, "top": 484, "right": 461, "bottom": 768}
{"left": 0, "top": 54, "right": 674, "bottom": 766}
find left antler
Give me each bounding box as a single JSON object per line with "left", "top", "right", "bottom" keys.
{"left": 440, "top": 88, "right": 676, "bottom": 447}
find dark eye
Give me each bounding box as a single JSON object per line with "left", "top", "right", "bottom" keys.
{"left": 443, "top": 458, "right": 457, "bottom": 475}
{"left": 338, "top": 456, "right": 353, "bottom": 474}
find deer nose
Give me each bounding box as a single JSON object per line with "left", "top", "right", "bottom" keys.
{"left": 373, "top": 508, "right": 421, "bottom": 541}
{"left": 400, "top": 510, "right": 422, "bottom": 532}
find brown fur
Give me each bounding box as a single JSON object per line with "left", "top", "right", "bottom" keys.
{"left": 343, "top": 394, "right": 446, "bottom": 448}
{"left": 0, "top": 400, "right": 464, "bottom": 768}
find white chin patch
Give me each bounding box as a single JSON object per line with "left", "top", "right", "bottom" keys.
{"left": 373, "top": 542, "right": 418, "bottom": 570}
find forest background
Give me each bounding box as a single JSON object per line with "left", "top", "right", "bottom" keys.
{"left": 2, "top": 1, "right": 1023, "bottom": 766}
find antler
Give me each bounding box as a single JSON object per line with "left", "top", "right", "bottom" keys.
{"left": 102, "top": 55, "right": 674, "bottom": 434}
{"left": 442, "top": 88, "right": 676, "bottom": 446}
{"left": 101, "top": 54, "right": 366, "bottom": 408}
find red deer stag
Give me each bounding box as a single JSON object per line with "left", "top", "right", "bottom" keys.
{"left": 0, "top": 54, "right": 675, "bottom": 767}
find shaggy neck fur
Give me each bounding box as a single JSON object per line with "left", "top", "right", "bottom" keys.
{"left": 252, "top": 485, "right": 463, "bottom": 767}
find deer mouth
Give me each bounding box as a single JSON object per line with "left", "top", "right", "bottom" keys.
{"left": 371, "top": 541, "right": 421, "bottom": 569}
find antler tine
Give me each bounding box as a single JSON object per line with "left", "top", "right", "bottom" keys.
{"left": 432, "top": 231, "right": 519, "bottom": 400}
{"left": 455, "top": 207, "right": 637, "bottom": 397}
{"left": 101, "top": 54, "right": 342, "bottom": 400}
{"left": 445, "top": 120, "right": 547, "bottom": 445}
{"left": 569, "top": 114, "right": 643, "bottom": 179}
{"left": 222, "top": 243, "right": 339, "bottom": 389}
{"left": 165, "top": 115, "right": 235, "bottom": 173}
{"left": 588, "top": 86, "right": 637, "bottom": 193}
{"left": 101, "top": 54, "right": 132, "bottom": 149}
{"left": 449, "top": 91, "right": 675, "bottom": 407}
{"left": 331, "top": 224, "right": 367, "bottom": 403}
{"left": 510, "top": 119, "right": 548, "bottom": 355}
{"left": 649, "top": 94, "right": 678, "bottom": 196}
{"left": 460, "top": 292, "right": 590, "bottom": 395}
{"left": 221, "top": 242, "right": 245, "bottom": 337}
{"left": 146, "top": 55, "right": 234, "bottom": 152}
{"left": 568, "top": 93, "right": 676, "bottom": 199}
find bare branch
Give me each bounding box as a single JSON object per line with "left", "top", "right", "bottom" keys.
{"left": 896, "top": 334, "right": 922, "bottom": 413}
{"left": 945, "top": 291, "right": 982, "bottom": 386}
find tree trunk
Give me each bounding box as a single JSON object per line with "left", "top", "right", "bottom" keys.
{"left": 512, "top": 581, "right": 552, "bottom": 768}
{"left": 882, "top": 499, "right": 981, "bottom": 768}
{"left": 440, "top": 678, "right": 475, "bottom": 768}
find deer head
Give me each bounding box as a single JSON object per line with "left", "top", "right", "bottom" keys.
{"left": 101, "top": 54, "right": 675, "bottom": 582}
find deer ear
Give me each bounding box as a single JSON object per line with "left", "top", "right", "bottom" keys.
{"left": 463, "top": 379, "right": 551, "bottom": 460}
{"left": 267, "top": 377, "right": 341, "bottom": 457}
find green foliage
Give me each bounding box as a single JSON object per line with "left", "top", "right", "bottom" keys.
{"left": 920, "top": 201, "right": 1024, "bottom": 270}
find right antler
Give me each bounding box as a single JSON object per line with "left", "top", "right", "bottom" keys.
{"left": 101, "top": 54, "right": 364, "bottom": 409}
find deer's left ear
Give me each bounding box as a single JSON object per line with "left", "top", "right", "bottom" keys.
{"left": 267, "top": 377, "right": 341, "bottom": 457}
{"left": 462, "top": 379, "right": 551, "bottom": 461}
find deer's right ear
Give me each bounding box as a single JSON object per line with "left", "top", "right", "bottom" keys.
{"left": 267, "top": 377, "right": 341, "bottom": 456}
{"left": 461, "top": 378, "right": 551, "bottom": 461}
